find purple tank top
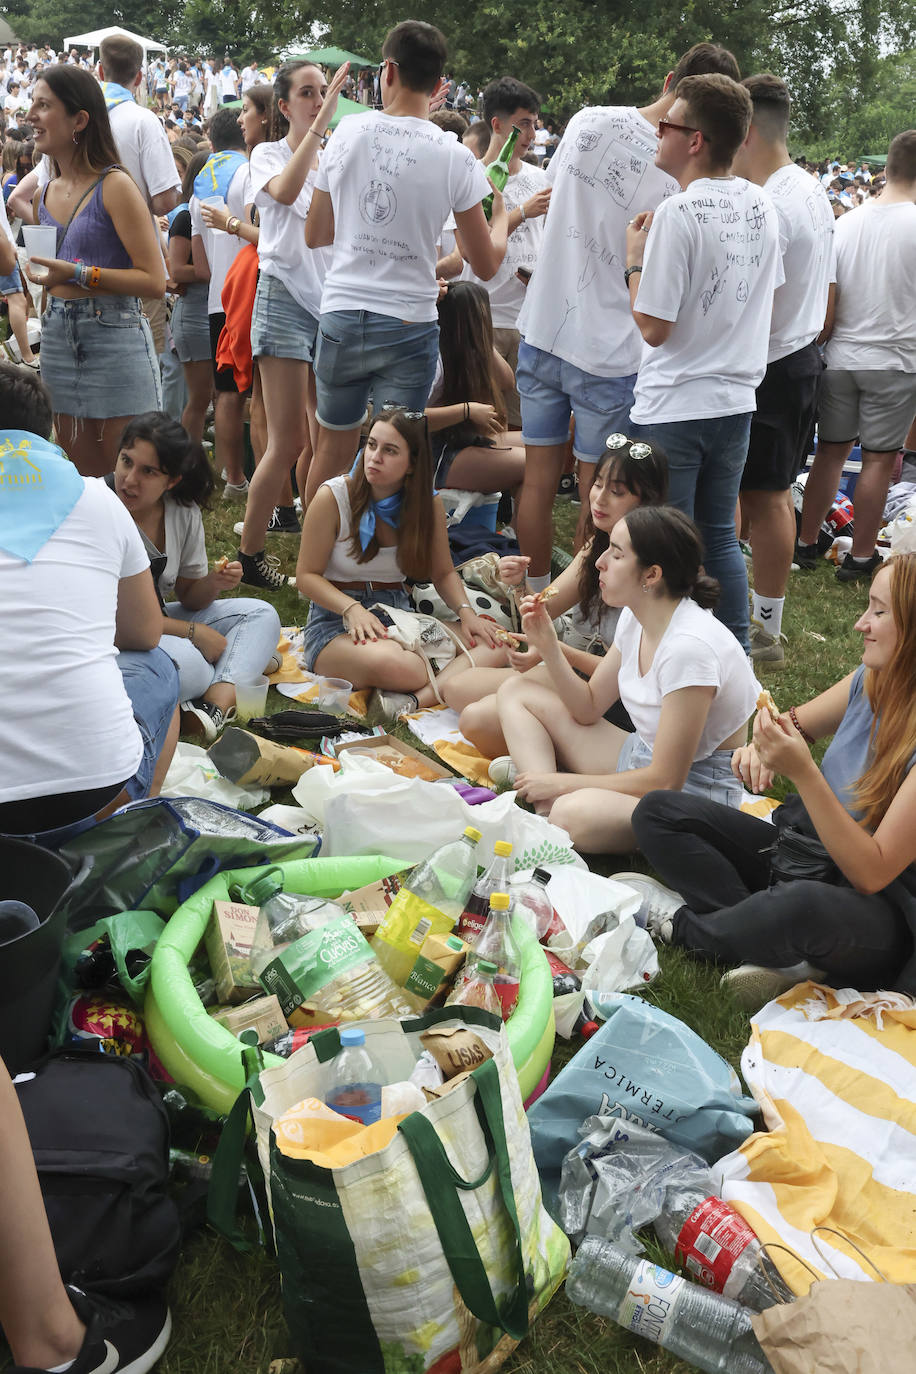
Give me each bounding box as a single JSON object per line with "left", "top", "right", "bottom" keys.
{"left": 39, "top": 173, "right": 133, "bottom": 271}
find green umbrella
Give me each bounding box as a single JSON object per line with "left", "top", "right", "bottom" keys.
{"left": 287, "top": 46, "right": 377, "bottom": 70}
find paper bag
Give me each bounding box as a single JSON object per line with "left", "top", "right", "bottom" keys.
{"left": 751, "top": 1280, "right": 916, "bottom": 1372}
{"left": 209, "top": 727, "right": 318, "bottom": 787}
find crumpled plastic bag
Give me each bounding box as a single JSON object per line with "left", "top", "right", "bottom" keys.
{"left": 160, "top": 742, "right": 269, "bottom": 810}
{"left": 293, "top": 752, "right": 584, "bottom": 870}
{"left": 542, "top": 868, "right": 642, "bottom": 966}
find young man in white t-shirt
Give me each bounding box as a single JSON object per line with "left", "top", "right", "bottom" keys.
{"left": 731, "top": 74, "right": 836, "bottom": 666}
{"left": 798, "top": 129, "right": 916, "bottom": 580}
{"left": 304, "top": 20, "right": 508, "bottom": 500}
{"left": 513, "top": 43, "right": 740, "bottom": 589}
{"left": 625, "top": 74, "right": 781, "bottom": 650}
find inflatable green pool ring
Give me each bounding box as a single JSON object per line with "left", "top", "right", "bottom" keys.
{"left": 145, "top": 856, "right": 555, "bottom": 1114}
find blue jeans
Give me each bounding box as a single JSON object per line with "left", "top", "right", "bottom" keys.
{"left": 632, "top": 413, "right": 752, "bottom": 651}
{"left": 162, "top": 598, "right": 282, "bottom": 702}
{"left": 314, "top": 310, "right": 439, "bottom": 430}
{"left": 517, "top": 340, "right": 636, "bottom": 462}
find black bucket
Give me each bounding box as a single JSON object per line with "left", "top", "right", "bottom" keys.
{"left": 0, "top": 837, "right": 73, "bottom": 1072}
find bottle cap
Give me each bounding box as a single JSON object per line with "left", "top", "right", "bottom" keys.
{"left": 463, "top": 826, "right": 482, "bottom": 843}
{"left": 339, "top": 1027, "right": 365, "bottom": 1047}
{"left": 532, "top": 867, "right": 552, "bottom": 883}
{"left": 446, "top": 936, "right": 464, "bottom": 951}
{"left": 478, "top": 960, "right": 498, "bottom": 975}
{"left": 489, "top": 892, "right": 511, "bottom": 910}
{"left": 493, "top": 841, "right": 513, "bottom": 857}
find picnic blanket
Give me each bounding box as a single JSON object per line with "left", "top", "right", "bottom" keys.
{"left": 714, "top": 983, "right": 916, "bottom": 1294}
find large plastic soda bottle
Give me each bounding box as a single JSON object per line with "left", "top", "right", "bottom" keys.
{"left": 455, "top": 840, "right": 513, "bottom": 945}
{"left": 567, "top": 1238, "right": 773, "bottom": 1374}
{"left": 371, "top": 827, "right": 482, "bottom": 985}
{"left": 470, "top": 893, "right": 520, "bottom": 1019}
{"left": 508, "top": 867, "right": 555, "bottom": 940}
{"left": 446, "top": 959, "right": 501, "bottom": 1016}
{"left": 325, "top": 1027, "right": 385, "bottom": 1126}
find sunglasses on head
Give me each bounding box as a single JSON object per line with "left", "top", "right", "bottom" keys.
{"left": 606, "top": 433, "right": 653, "bottom": 461}
{"left": 379, "top": 403, "right": 426, "bottom": 422}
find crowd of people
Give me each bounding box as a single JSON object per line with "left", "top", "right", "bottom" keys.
{"left": 2, "top": 23, "right": 916, "bottom": 1063}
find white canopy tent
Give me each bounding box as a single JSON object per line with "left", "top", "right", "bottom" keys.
{"left": 63, "top": 26, "right": 168, "bottom": 58}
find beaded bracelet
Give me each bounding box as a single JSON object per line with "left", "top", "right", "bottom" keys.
{"left": 789, "top": 706, "right": 814, "bottom": 744}
{"left": 187, "top": 622, "right": 197, "bottom": 645}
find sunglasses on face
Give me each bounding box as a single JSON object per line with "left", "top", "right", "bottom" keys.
{"left": 606, "top": 433, "right": 653, "bottom": 461}
{"left": 657, "top": 117, "right": 703, "bottom": 139}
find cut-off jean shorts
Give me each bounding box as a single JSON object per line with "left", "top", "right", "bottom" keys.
{"left": 40, "top": 294, "right": 162, "bottom": 419}
{"left": 617, "top": 732, "right": 744, "bottom": 808}
{"left": 302, "top": 584, "right": 410, "bottom": 672}
{"left": 250, "top": 272, "right": 319, "bottom": 363}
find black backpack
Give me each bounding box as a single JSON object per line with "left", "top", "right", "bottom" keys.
{"left": 14, "top": 1049, "right": 181, "bottom": 1297}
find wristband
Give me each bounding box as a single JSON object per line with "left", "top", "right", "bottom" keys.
{"left": 789, "top": 706, "right": 814, "bottom": 744}
{"left": 624, "top": 265, "right": 642, "bottom": 285}
{"left": 455, "top": 602, "right": 472, "bottom": 613}
{"left": 187, "top": 622, "right": 196, "bottom": 644}
{"left": 227, "top": 216, "right": 241, "bottom": 236}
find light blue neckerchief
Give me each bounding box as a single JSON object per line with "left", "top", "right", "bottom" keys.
{"left": 101, "top": 81, "right": 136, "bottom": 111}
{"left": 348, "top": 454, "right": 404, "bottom": 551}
{"left": 166, "top": 201, "right": 189, "bottom": 227}
{"left": 0, "top": 431, "right": 84, "bottom": 562}
{"left": 193, "top": 151, "right": 248, "bottom": 203}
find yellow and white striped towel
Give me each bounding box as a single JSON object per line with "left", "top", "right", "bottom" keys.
{"left": 714, "top": 982, "right": 916, "bottom": 1294}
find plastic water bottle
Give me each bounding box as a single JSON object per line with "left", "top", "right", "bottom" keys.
{"left": 508, "top": 867, "right": 555, "bottom": 940}
{"left": 372, "top": 827, "right": 482, "bottom": 984}
{"left": 325, "top": 1027, "right": 385, "bottom": 1126}
{"left": 235, "top": 869, "right": 345, "bottom": 944}
{"left": 0, "top": 900, "right": 40, "bottom": 943}
{"left": 455, "top": 840, "right": 513, "bottom": 944}
{"left": 404, "top": 827, "right": 483, "bottom": 920}
{"left": 567, "top": 1237, "right": 774, "bottom": 1373}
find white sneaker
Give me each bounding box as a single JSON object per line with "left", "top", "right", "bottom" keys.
{"left": 721, "top": 961, "right": 826, "bottom": 1011}
{"left": 487, "top": 755, "right": 517, "bottom": 786}
{"left": 613, "top": 871, "right": 685, "bottom": 941}
{"left": 749, "top": 621, "right": 787, "bottom": 668}
{"left": 222, "top": 478, "right": 249, "bottom": 502}
{"left": 365, "top": 688, "right": 419, "bottom": 725}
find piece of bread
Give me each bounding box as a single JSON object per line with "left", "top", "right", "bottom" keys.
{"left": 531, "top": 585, "right": 559, "bottom": 605}
{"left": 756, "top": 688, "right": 779, "bottom": 719}
{"left": 214, "top": 555, "right": 230, "bottom": 572}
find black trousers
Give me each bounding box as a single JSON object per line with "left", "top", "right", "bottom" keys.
{"left": 631, "top": 790, "right": 911, "bottom": 987}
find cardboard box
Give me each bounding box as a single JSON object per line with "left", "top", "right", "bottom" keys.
{"left": 334, "top": 733, "right": 455, "bottom": 780}
{"left": 205, "top": 899, "right": 271, "bottom": 1004}
{"left": 209, "top": 994, "right": 288, "bottom": 1045}
{"left": 337, "top": 872, "right": 405, "bottom": 935}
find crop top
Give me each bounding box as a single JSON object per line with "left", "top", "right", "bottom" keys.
{"left": 39, "top": 171, "right": 132, "bottom": 272}
{"left": 323, "top": 475, "right": 403, "bottom": 585}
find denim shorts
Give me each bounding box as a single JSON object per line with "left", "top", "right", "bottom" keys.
{"left": 302, "top": 585, "right": 409, "bottom": 671}
{"left": 117, "top": 647, "right": 180, "bottom": 800}
{"left": 170, "top": 281, "right": 211, "bottom": 363}
{"left": 251, "top": 272, "right": 319, "bottom": 362}
{"left": 314, "top": 310, "right": 439, "bottom": 430}
{"left": 517, "top": 339, "right": 637, "bottom": 463}
{"left": 0, "top": 266, "right": 24, "bottom": 296}
{"left": 617, "top": 732, "right": 744, "bottom": 808}
{"left": 40, "top": 294, "right": 162, "bottom": 419}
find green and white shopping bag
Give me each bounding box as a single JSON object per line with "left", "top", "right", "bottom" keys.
{"left": 211, "top": 1009, "right": 569, "bottom": 1374}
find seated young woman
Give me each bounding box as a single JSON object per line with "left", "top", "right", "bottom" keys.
{"left": 628, "top": 553, "right": 916, "bottom": 1006}
{"left": 425, "top": 281, "right": 526, "bottom": 495}
{"left": 451, "top": 434, "right": 669, "bottom": 759}
{"left": 496, "top": 505, "right": 760, "bottom": 853}
{"left": 296, "top": 407, "right": 501, "bottom": 723}
{"left": 111, "top": 412, "right": 282, "bottom": 741}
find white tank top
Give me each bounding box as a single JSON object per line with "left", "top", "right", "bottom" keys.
{"left": 323, "top": 476, "right": 404, "bottom": 584}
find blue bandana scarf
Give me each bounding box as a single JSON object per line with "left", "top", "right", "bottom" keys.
{"left": 0, "top": 431, "right": 84, "bottom": 562}
{"left": 349, "top": 454, "right": 404, "bottom": 551}
{"left": 101, "top": 81, "right": 136, "bottom": 111}
{"left": 194, "top": 151, "right": 247, "bottom": 203}
{"left": 166, "top": 201, "right": 189, "bottom": 227}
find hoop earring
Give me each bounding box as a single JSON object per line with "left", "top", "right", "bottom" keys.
{"left": 72, "top": 130, "right": 80, "bottom": 145}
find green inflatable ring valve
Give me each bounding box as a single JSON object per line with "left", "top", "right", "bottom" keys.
{"left": 145, "top": 856, "right": 556, "bottom": 1112}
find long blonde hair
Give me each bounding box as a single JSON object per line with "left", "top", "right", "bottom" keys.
{"left": 856, "top": 554, "right": 916, "bottom": 830}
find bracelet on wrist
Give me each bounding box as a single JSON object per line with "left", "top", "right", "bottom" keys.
{"left": 227, "top": 216, "right": 241, "bottom": 236}
{"left": 520, "top": 205, "right": 528, "bottom": 222}
{"left": 455, "top": 602, "right": 472, "bottom": 613}
{"left": 342, "top": 600, "right": 358, "bottom": 622}
{"left": 187, "top": 622, "right": 196, "bottom": 644}
{"left": 624, "top": 264, "right": 642, "bottom": 285}
{"left": 463, "top": 401, "right": 470, "bottom": 422}
{"left": 789, "top": 706, "right": 814, "bottom": 744}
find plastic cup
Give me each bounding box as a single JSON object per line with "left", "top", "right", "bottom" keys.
{"left": 201, "top": 195, "right": 227, "bottom": 232}
{"left": 22, "top": 224, "right": 57, "bottom": 278}
{"left": 234, "top": 675, "right": 269, "bottom": 722}
{"left": 317, "top": 677, "right": 353, "bottom": 715}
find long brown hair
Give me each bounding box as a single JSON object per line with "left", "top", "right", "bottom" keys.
{"left": 436, "top": 282, "right": 506, "bottom": 428}
{"left": 269, "top": 62, "right": 324, "bottom": 142}
{"left": 856, "top": 555, "right": 916, "bottom": 830}
{"left": 347, "top": 409, "right": 436, "bottom": 581}
{"left": 578, "top": 437, "right": 669, "bottom": 619}
{"left": 38, "top": 67, "right": 121, "bottom": 176}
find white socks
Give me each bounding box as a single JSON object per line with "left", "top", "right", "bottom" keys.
{"left": 525, "top": 572, "right": 551, "bottom": 594}
{"left": 752, "top": 592, "right": 784, "bottom": 639}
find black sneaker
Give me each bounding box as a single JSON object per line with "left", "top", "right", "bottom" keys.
{"left": 8, "top": 1286, "right": 172, "bottom": 1374}
{"left": 237, "top": 549, "right": 285, "bottom": 590}
{"left": 556, "top": 472, "right": 579, "bottom": 500}
{"left": 836, "top": 550, "right": 881, "bottom": 583}
{"left": 266, "top": 505, "right": 301, "bottom": 534}
{"left": 181, "top": 698, "right": 237, "bottom": 743}
{"left": 793, "top": 539, "right": 819, "bottom": 570}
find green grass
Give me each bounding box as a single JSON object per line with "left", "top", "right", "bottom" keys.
{"left": 166, "top": 491, "right": 872, "bottom": 1372}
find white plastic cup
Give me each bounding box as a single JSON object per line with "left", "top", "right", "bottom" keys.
{"left": 201, "top": 195, "right": 227, "bottom": 232}
{"left": 22, "top": 224, "right": 57, "bottom": 275}
{"left": 317, "top": 677, "right": 353, "bottom": 714}
{"left": 234, "top": 675, "right": 269, "bottom": 722}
